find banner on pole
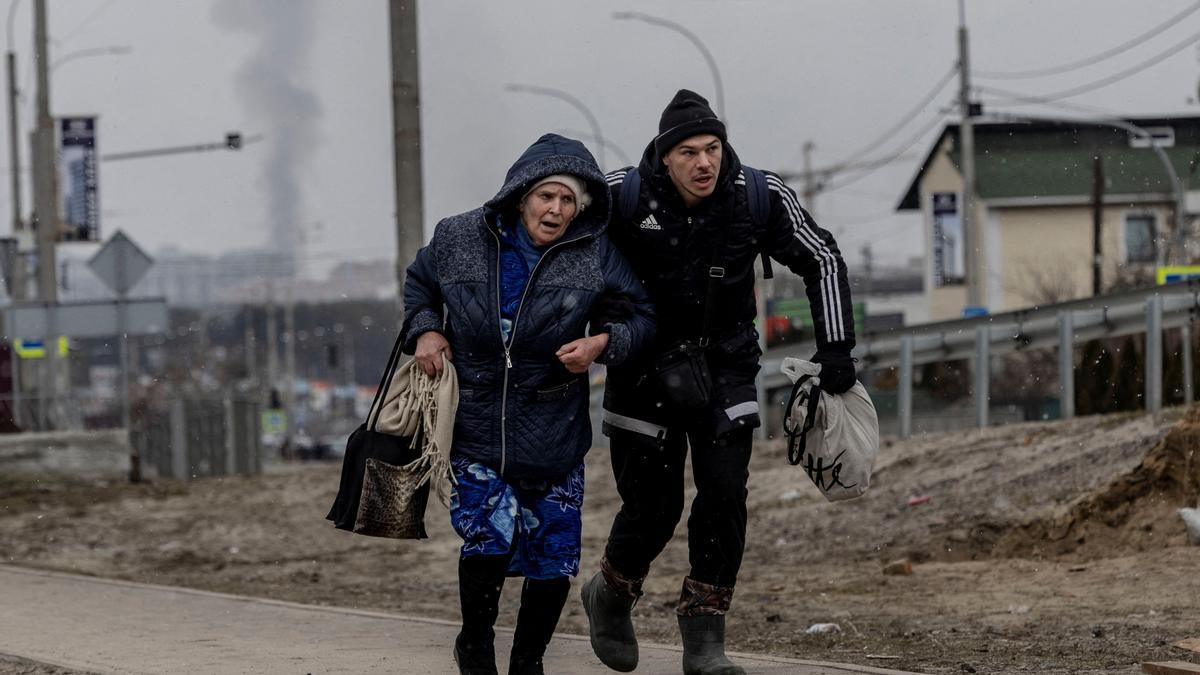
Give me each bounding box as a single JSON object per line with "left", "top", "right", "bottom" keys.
{"left": 931, "top": 192, "right": 964, "bottom": 287}
{"left": 58, "top": 116, "right": 100, "bottom": 242}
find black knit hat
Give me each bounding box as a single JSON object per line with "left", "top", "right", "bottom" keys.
{"left": 654, "top": 89, "right": 726, "bottom": 158}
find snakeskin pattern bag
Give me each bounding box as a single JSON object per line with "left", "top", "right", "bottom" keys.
{"left": 326, "top": 332, "right": 430, "bottom": 539}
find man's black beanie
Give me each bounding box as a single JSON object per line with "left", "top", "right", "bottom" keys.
{"left": 654, "top": 89, "right": 726, "bottom": 158}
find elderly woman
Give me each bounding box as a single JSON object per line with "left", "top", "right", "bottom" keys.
{"left": 401, "top": 133, "right": 654, "bottom": 675}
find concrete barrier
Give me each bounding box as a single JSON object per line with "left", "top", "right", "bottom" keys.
{"left": 0, "top": 430, "right": 131, "bottom": 479}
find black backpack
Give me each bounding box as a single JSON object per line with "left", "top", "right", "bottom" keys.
{"left": 616, "top": 166, "right": 774, "bottom": 279}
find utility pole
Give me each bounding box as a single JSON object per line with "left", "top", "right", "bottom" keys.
{"left": 860, "top": 243, "right": 874, "bottom": 299}
{"left": 31, "top": 0, "right": 58, "bottom": 428}
{"left": 265, "top": 282, "right": 278, "bottom": 401}
{"left": 244, "top": 311, "right": 257, "bottom": 386}
{"left": 389, "top": 0, "right": 424, "bottom": 310}
{"left": 283, "top": 289, "right": 296, "bottom": 456}
{"left": 344, "top": 331, "right": 355, "bottom": 418}
{"left": 31, "top": 0, "right": 54, "bottom": 303}
{"left": 801, "top": 141, "right": 817, "bottom": 218}
{"left": 6, "top": 48, "right": 25, "bottom": 300}
{"left": 1092, "top": 153, "right": 1104, "bottom": 295}
{"left": 958, "top": 0, "right": 983, "bottom": 311}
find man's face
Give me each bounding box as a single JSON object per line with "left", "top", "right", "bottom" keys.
{"left": 520, "top": 182, "right": 578, "bottom": 246}
{"left": 662, "top": 134, "right": 722, "bottom": 207}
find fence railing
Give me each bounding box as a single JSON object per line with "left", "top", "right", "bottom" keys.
{"left": 760, "top": 280, "right": 1200, "bottom": 438}
{"left": 131, "top": 397, "right": 262, "bottom": 480}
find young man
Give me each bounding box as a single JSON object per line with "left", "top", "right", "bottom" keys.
{"left": 581, "top": 90, "right": 857, "bottom": 675}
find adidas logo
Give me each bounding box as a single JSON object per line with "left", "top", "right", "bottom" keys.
{"left": 639, "top": 214, "right": 662, "bottom": 231}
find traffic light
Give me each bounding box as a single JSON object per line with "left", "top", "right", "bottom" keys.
{"left": 326, "top": 343, "right": 339, "bottom": 368}
{"left": 225, "top": 132, "right": 242, "bottom": 150}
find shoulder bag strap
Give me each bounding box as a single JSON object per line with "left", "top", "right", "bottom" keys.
{"left": 367, "top": 331, "right": 406, "bottom": 431}
{"left": 698, "top": 199, "right": 732, "bottom": 347}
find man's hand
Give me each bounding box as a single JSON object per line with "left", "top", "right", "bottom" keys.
{"left": 556, "top": 333, "right": 609, "bottom": 374}
{"left": 810, "top": 349, "right": 856, "bottom": 394}
{"left": 415, "top": 331, "right": 452, "bottom": 377}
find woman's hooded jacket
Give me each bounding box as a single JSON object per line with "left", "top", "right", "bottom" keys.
{"left": 401, "top": 134, "right": 655, "bottom": 482}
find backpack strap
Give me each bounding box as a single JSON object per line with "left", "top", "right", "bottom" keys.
{"left": 617, "top": 168, "right": 641, "bottom": 222}
{"left": 742, "top": 166, "right": 774, "bottom": 280}
{"left": 623, "top": 165, "right": 774, "bottom": 278}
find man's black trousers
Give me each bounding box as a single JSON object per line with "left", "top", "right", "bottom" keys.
{"left": 603, "top": 420, "right": 753, "bottom": 590}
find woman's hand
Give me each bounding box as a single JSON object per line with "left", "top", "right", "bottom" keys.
{"left": 415, "top": 331, "right": 452, "bottom": 377}
{"left": 556, "top": 333, "right": 609, "bottom": 374}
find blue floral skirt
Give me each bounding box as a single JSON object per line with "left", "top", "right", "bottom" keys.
{"left": 449, "top": 455, "right": 584, "bottom": 580}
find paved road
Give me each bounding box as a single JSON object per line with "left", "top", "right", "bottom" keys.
{"left": 0, "top": 565, "right": 919, "bottom": 674}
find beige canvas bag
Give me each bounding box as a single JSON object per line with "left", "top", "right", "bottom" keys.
{"left": 780, "top": 357, "right": 880, "bottom": 502}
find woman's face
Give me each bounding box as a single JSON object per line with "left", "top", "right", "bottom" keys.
{"left": 520, "top": 182, "right": 578, "bottom": 246}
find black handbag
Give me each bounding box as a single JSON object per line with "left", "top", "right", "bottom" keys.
{"left": 325, "top": 331, "right": 430, "bottom": 539}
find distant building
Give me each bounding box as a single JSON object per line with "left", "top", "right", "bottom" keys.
{"left": 850, "top": 257, "right": 927, "bottom": 329}
{"left": 898, "top": 116, "right": 1200, "bottom": 320}
{"left": 61, "top": 246, "right": 394, "bottom": 307}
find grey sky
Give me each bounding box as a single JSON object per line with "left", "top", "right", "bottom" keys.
{"left": 8, "top": 0, "right": 1200, "bottom": 278}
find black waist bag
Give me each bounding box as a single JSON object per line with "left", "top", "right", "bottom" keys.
{"left": 652, "top": 340, "right": 712, "bottom": 410}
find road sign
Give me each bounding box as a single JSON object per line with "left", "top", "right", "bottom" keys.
{"left": 1156, "top": 266, "right": 1200, "bottom": 285}
{"left": 261, "top": 410, "right": 287, "bottom": 435}
{"left": 13, "top": 337, "right": 69, "bottom": 359}
{"left": 88, "top": 230, "right": 153, "bottom": 296}
{"left": 4, "top": 298, "right": 168, "bottom": 339}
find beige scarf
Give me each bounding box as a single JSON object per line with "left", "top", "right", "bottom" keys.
{"left": 370, "top": 355, "right": 458, "bottom": 507}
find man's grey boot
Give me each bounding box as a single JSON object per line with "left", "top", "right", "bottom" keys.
{"left": 677, "top": 614, "right": 745, "bottom": 675}
{"left": 580, "top": 558, "right": 641, "bottom": 672}
{"left": 675, "top": 577, "right": 743, "bottom": 675}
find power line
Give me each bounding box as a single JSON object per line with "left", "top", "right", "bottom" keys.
{"left": 975, "top": 0, "right": 1200, "bottom": 80}
{"left": 980, "top": 27, "right": 1200, "bottom": 105}
{"left": 822, "top": 112, "right": 950, "bottom": 193}
{"left": 833, "top": 63, "right": 957, "bottom": 169}
{"left": 834, "top": 223, "right": 915, "bottom": 244}
{"left": 825, "top": 186, "right": 902, "bottom": 201}
{"left": 822, "top": 209, "right": 907, "bottom": 228}
{"left": 975, "top": 85, "right": 1130, "bottom": 117}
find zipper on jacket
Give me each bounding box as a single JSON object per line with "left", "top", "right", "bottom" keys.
{"left": 488, "top": 224, "right": 589, "bottom": 477}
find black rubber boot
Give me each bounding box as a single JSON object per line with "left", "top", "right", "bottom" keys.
{"left": 508, "top": 577, "right": 570, "bottom": 675}
{"left": 454, "top": 555, "right": 509, "bottom": 675}
{"left": 678, "top": 614, "right": 745, "bottom": 675}
{"left": 580, "top": 560, "right": 641, "bottom": 672}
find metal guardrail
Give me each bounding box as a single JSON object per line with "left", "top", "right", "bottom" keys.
{"left": 760, "top": 280, "right": 1200, "bottom": 437}
{"left": 131, "top": 397, "right": 263, "bottom": 480}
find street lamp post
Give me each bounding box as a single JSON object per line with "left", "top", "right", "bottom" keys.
{"left": 552, "top": 128, "right": 631, "bottom": 168}
{"left": 50, "top": 45, "right": 130, "bottom": 74}
{"left": 612, "top": 11, "right": 724, "bottom": 122}
{"left": 505, "top": 83, "right": 607, "bottom": 169}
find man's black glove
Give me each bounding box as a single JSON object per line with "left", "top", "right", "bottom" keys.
{"left": 589, "top": 293, "right": 636, "bottom": 329}
{"left": 810, "top": 349, "right": 857, "bottom": 395}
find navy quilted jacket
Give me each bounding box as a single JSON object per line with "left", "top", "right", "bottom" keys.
{"left": 401, "top": 134, "right": 655, "bottom": 482}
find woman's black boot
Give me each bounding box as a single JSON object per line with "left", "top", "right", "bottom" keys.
{"left": 508, "top": 576, "right": 569, "bottom": 675}
{"left": 455, "top": 555, "right": 510, "bottom": 675}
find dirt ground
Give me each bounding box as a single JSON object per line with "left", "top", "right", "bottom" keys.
{"left": 3, "top": 407, "right": 1200, "bottom": 674}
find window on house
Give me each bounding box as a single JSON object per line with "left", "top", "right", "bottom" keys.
{"left": 1124, "top": 214, "right": 1157, "bottom": 263}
